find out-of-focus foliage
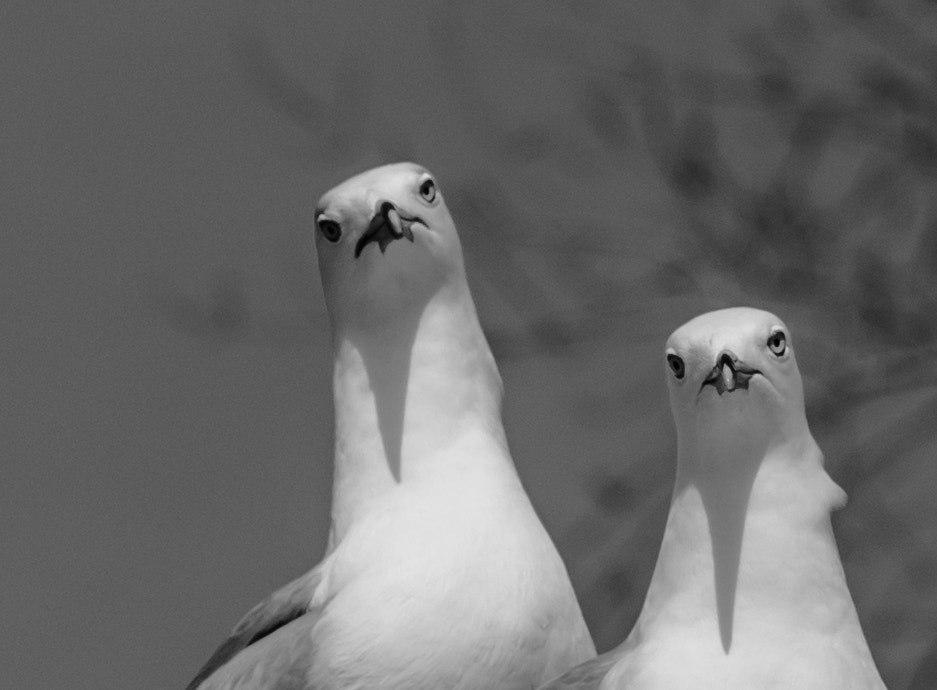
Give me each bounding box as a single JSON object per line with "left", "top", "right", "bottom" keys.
{"left": 543, "top": 3, "right": 937, "bottom": 688}
{"left": 148, "top": 2, "right": 937, "bottom": 688}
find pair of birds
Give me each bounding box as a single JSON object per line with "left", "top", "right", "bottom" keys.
{"left": 186, "top": 163, "right": 886, "bottom": 689}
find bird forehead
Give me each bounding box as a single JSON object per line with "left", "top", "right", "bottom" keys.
{"left": 316, "top": 163, "right": 431, "bottom": 218}
{"left": 666, "top": 308, "right": 788, "bottom": 361}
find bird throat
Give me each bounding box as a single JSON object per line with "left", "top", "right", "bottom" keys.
{"left": 641, "top": 438, "right": 845, "bottom": 658}
{"left": 328, "top": 282, "right": 504, "bottom": 546}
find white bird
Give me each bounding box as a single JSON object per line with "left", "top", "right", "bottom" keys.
{"left": 186, "top": 162, "right": 595, "bottom": 690}
{"left": 539, "top": 307, "right": 885, "bottom": 689}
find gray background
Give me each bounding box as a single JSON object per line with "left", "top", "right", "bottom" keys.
{"left": 3, "top": 1, "right": 936, "bottom": 688}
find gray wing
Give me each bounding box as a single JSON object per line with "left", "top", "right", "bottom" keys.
{"left": 537, "top": 648, "right": 623, "bottom": 690}
{"left": 186, "top": 566, "right": 324, "bottom": 690}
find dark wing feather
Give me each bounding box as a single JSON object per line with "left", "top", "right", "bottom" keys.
{"left": 186, "top": 566, "right": 323, "bottom": 690}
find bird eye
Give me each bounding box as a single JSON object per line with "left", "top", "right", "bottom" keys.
{"left": 419, "top": 178, "right": 436, "bottom": 203}
{"left": 767, "top": 330, "right": 787, "bottom": 356}
{"left": 667, "top": 353, "right": 685, "bottom": 380}
{"left": 317, "top": 218, "right": 342, "bottom": 244}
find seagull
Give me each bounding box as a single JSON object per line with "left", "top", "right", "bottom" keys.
{"left": 539, "top": 307, "right": 885, "bottom": 689}
{"left": 186, "top": 162, "right": 595, "bottom": 690}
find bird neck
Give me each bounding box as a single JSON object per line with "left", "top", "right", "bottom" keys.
{"left": 327, "top": 277, "right": 510, "bottom": 547}
{"left": 634, "top": 434, "right": 853, "bottom": 652}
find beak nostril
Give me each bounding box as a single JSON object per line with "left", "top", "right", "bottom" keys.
{"left": 717, "top": 351, "right": 738, "bottom": 371}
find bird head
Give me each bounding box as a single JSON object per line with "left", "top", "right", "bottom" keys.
{"left": 663, "top": 307, "right": 809, "bottom": 461}
{"left": 314, "top": 162, "right": 465, "bottom": 332}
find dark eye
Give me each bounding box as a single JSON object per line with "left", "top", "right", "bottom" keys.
{"left": 419, "top": 178, "right": 436, "bottom": 203}
{"left": 767, "top": 330, "right": 787, "bottom": 356}
{"left": 667, "top": 353, "right": 685, "bottom": 380}
{"left": 317, "top": 218, "right": 342, "bottom": 244}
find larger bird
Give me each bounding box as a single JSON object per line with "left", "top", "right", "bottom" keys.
{"left": 540, "top": 307, "right": 885, "bottom": 689}
{"left": 186, "top": 162, "right": 595, "bottom": 690}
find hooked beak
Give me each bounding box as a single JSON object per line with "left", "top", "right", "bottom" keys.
{"left": 354, "top": 201, "right": 422, "bottom": 258}
{"left": 701, "top": 351, "right": 760, "bottom": 396}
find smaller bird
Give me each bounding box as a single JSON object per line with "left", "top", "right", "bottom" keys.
{"left": 540, "top": 307, "right": 886, "bottom": 689}
{"left": 185, "top": 162, "right": 595, "bottom": 689}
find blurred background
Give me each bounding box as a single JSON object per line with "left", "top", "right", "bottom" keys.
{"left": 3, "top": 1, "right": 936, "bottom": 688}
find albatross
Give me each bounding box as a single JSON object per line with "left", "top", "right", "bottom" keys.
{"left": 539, "top": 307, "right": 885, "bottom": 689}
{"left": 185, "top": 162, "right": 595, "bottom": 690}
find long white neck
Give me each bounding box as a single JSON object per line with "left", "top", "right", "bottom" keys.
{"left": 327, "top": 277, "right": 510, "bottom": 547}
{"left": 633, "top": 431, "right": 864, "bottom": 655}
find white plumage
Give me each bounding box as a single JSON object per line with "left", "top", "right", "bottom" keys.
{"left": 186, "top": 162, "right": 595, "bottom": 690}
{"left": 540, "top": 307, "right": 885, "bottom": 690}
